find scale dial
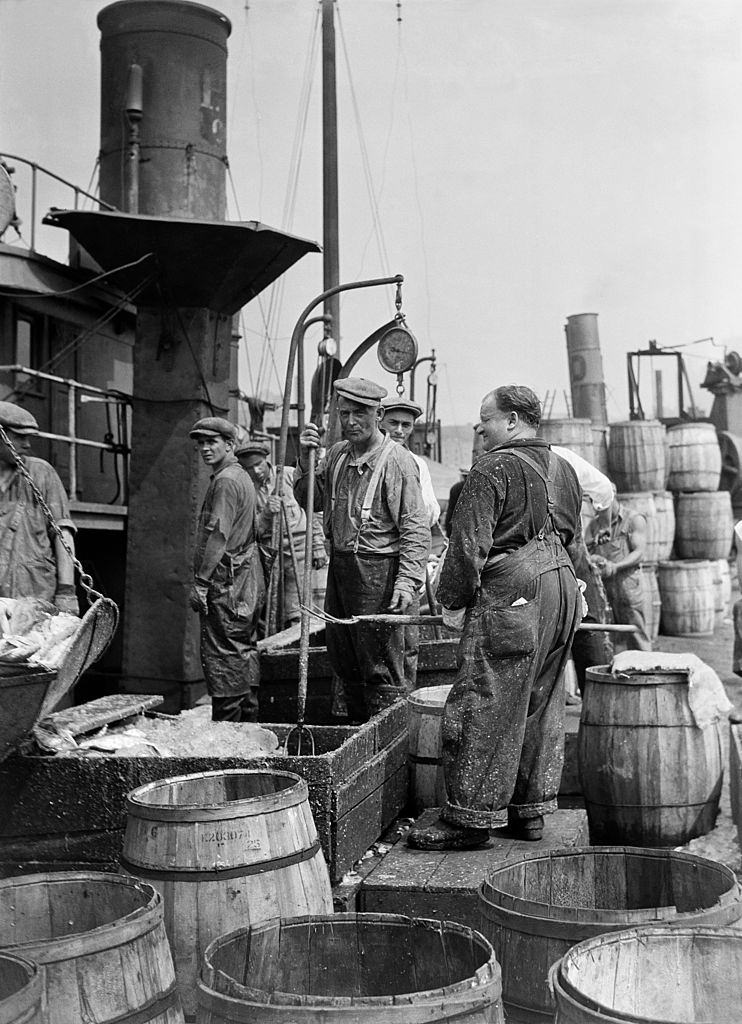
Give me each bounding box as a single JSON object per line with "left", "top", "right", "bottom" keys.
{"left": 377, "top": 325, "right": 418, "bottom": 374}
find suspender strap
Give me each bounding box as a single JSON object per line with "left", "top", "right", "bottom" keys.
{"left": 504, "top": 448, "right": 559, "bottom": 537}
{"left": 329, "top": 436, "right": 395, "bottom": 553}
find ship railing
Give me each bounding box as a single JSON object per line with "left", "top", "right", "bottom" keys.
{"left": 0, "top": 153, "right": 115, "bottom": 253}
{"left": 0, "top": 364, "right": 130, "bottom": 501}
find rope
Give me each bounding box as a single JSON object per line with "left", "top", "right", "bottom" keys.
{"left": 0, "top": 424, "right": 102, "bottom": 603}
{"left": 0, "top": 252, "right": 155, "bottom": 299}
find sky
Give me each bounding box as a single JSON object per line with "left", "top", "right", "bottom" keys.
{"left": 2, "top": 0, "right": 742, "bottom": 427}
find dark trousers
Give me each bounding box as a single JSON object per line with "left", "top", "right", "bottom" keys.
{"left": 441, "top": 535, "right": 580, "bottom": 829}
{"left": 200, "top": 575, "right": 260, "bottom": 722}
{"left": 325, "top": 551, "right": 407, "bottom": 721}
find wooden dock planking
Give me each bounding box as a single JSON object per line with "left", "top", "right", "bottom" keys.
{"left": 359, "top": 807, "right": 589, "bottom": 930}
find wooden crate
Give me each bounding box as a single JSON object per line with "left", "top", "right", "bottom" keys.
{"left": 0, "top": 701, "right": 408, "bottom": 884}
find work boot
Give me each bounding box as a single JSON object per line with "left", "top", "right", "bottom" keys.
{"left": 407, "top": 818, "right": 490, "bottom": 851}
{"left": 507, "top": 811, "right": 544, "bottom": 841}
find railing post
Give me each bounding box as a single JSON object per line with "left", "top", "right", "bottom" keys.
{"left": 68, "top": 382, "right": 77, "bottom": 499}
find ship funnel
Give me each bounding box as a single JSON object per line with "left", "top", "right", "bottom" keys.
{"left": 98, "top": 0, "right": 231, "bottom": 219}
{"left": 564, "top": 313, "right": 608, "bottom": 425}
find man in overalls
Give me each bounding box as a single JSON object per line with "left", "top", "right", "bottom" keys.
{"left": 588, "top": 497, "right": 651, "bottom": 651}
{"left": 190, "top": 417, "right": 260, "bottom": 721}
{"left": 295, "top": 378, "right": 429, "bottom": 721}
{"left": 408, "top": 385, "right": 582, "bottom": 850}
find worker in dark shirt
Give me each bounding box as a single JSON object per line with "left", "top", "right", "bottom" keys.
{"left": 443, "top": 468, "right": 469, "bottom": 537}
{"left": 190, "top": 417, "right": 260, "bottom": 721}
{"left": 408, "top": 385, "right": 582, "bottom": 850}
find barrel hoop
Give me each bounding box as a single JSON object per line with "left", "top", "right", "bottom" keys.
{"left": 100, "top": 980, "right": 180, "bottom": 1024}
{"left": 120, "top": 838, "right": 322, "bottom": 881}
{"left": 409, "top": 754, "right": 441, "bottom": 765}
{"left": 584, "top": 798, "right": 717, "bottom": 810}
{"left": 502, "top": 996, "right": 552, "bottom": 1022}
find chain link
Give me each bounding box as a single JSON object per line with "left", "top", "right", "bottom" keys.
{"left": 0, "top": 423, "right": 102, "bottom": 604}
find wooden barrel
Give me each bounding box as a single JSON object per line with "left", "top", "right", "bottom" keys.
{"left": 0, "top": 954, "right": 42, "bottom": 1024}
{"left": 616, "top": 492, "right": 657, "bottom": 562}
{"left": 478, "top": 848, "right": 741, "bottom": 1022}
{"left": 196, "top": 913, "right": 504, "bottom": 1024}
{"left": 592, "top": 426, "right": 609, "bottom": 473}
{"left": 657, "top": 559, "right": 714, "bottom": 636}
{"left": 607, "top": 420, "right": 666, "bottom": 492}
{"left": 579, "top": 666, "right": 723, "bottom": 846}
{"left": 551, "top": 926, "right": 742, "bottom": 1024}
{"left": 408, "top": 685, "right": 451, "bottom": 812}
{"left": 640, "top": 564, "right": 660, "bottom": 642}
{"left": 0, "top": 872, "right": 182, "bottom": 1024}
{"left": 666, "top": 421, "right": 722, "bottom": 492}
{"left": 652, "top": 490, "right": 675, "bottom": 561}
{"left": 675, "top": 490, "right": 734, "bottom": 560}
{"left": 122, "top": 769, "right": 333, "bottom": 1019}
{"left": 538, "top": 419, "right": 595, "bottom": 463}
{"left": 711, "top": 557, "right": 732, "bottom": 620}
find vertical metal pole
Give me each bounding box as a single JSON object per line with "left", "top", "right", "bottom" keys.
{"left": 68, "top": 383, "right": 77, "bottom": 499}
{"left": 654, "top": 369, "right": 664, "bottom": 421}
{"left": 30, "top": 164, "right": 37, "bottom": 251}
{"left": 322, "top": 0, "right": 340, "bottom": 356}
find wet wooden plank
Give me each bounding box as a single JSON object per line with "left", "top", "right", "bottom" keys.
{"left": 41, "top": 694, "right": 164, "bottom": 737}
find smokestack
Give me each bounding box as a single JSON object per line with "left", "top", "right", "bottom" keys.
{"left": 98, "top": 0, "right": 231, "bottom": 219}
{"left": 564, "top": 313, "right": 608, "bottom": 425}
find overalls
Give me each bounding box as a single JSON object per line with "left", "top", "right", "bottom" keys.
{"left": 441, "top": 450, "right": 581, "bottom": 829}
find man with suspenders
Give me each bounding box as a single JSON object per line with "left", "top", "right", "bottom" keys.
{"left": 408, "top": 385, "right": 583, "bottom": 849}
{"left": 295, "top": 378, "right": 429, "bottom": 722}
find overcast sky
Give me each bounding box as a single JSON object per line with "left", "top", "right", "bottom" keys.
{"left": 2, "top": 0, "right": 742, "bottom": 425}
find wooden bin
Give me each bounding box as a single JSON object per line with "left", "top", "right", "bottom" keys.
{"left": 578, "top": 666, "right": 723, "bottom": 846}
{"left": 0, "top": 872, "right": 182, "bottom": 1024}
{"left": 666, "top": 421, "right": 722, "bottom": 492}
{"left": 538, "top": 419, "right": 594, "bottom": 463}
{"left": 0, "top": 953, "right": 42, "bottom": 1024}
{"left": 122, "top": 769, "right": 333, "bottom": 1019}
{"left": 196, "top": 913, "right": 503, "bottom": 1024}
{"left": 657, "top": 559, "right": 714, "bottom": 636}
{"left": 408, "top": 685, "right": 451, "bottom": 813}
{"left": 616, "top": 492, "right": 657, "bottom": 561}
{"left": 607, "top": 421, "right": 666, "bottom": 492}
{"left": 551, "top": 926, "right": 742, "bottom": 1024}
{"left": 652, "top": 490, "right": 675, "bottom": 561}
{"left": 675, "top": 490, "right": 733, "bottom": 561}
{"left": 479, "top": 847, "right": 742, "bottom": 1022}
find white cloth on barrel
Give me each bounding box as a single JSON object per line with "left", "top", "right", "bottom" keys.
{"left": 611, "top": 650, "right": 732, "bottom": 730}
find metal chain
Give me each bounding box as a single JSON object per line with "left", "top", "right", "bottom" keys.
{"left": 0, "top": 423, "right": 102, "bottom": 603}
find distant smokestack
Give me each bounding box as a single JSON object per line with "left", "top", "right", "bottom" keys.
{"left": 98, "top": 0, "right": 231, "bottom": 219}
{"left": 564, "top": 313, "right": 608, "bottom": 425}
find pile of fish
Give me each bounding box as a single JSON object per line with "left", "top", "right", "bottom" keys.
{"left": 0, "top": 597, "right": 79, "bottom": 670}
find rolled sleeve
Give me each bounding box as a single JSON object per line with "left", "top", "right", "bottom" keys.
{"left": 384, "top": 454, "right": 430, "bottom": 593}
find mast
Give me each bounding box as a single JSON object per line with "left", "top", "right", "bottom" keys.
{"left": 322, "top": 0, "right": 340, "bottom": 355}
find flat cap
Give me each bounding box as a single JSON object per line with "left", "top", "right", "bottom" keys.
{"left": 381, "top": 396, "right": 423, "bottom": 419}
{"left": 189, "top": 417, "right": 237, "bottom": 440}
{"left": 333, "top": 377, "right": 387, "bottom": 407}
{"left": 0, "top": 401, "right": 39, "bottom": 434}
{"left": 235, "top": 440, "right": 270, "bottom": 459}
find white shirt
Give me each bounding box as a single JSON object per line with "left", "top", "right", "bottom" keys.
{"left": 411, "top": 452, "right": 441, "bottom": 528}
{"left": 551, "top": 445, "right": 614, "bottom": 511}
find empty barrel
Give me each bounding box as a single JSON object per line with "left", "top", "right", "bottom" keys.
{"left": 579, "top": 666, "right": 723, "bottom": 846}
{"left": 479, "top": 847, "right": 742, "bottom": 1021}
{"left": 607, "top": 421, "right": 666, "bottom": 492}
{"left": 666, "top": 421, "right": 722, "bottom": 492}
{"left": 538, "top": 419, "right": 595, "bottom": 463}
{"left": 711, "top": 557, "right": 732, "bottom": 621}
{"left": 675, "top": 490, "right": 733, "bottom": 560}
{"left": 0, "top": 954, "right": 42, "bottom": 1024}
{"left": 551, "top": 926, "right": 742, "bottom": 1024}
{"left": 408, "top": 685, "right": 451, "bottom": 813}
{"left": 0, "top": 872, "right": 182, "bottom": 1024}
{"left": 658, "top": 559, "right": 715, "bottom": 636}
{"left": 652, "top": 490, "right": 675, "bottom": 561}
{"left": 197, "top": 913, "right": 504, "bottom": 1024}
{"left": 122, "top": 770, "right": 333, "bottom": 1018}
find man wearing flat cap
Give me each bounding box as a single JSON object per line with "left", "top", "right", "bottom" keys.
{"left": 295, "top": 377, "right": 430, "bottom": 721}
{"left": 236, "top": 439, "right": 326, "bottom": 629}
{"left": 190, "top": 416, "right": 260, "bottom": 721}
{"left": 381, "top": 397, "right": 441, "bottom": 528}
{"left": 0, "top": 401, "right": 78, "bottom": 614}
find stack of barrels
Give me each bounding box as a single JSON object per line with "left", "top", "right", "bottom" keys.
{"left": 607, "top": 419, "right": 733, "bottom": 638}
{"left": 662, "top": 422, "right": 731, "bottom": 635}
{"left": 607, "top": 420, "right": 671, "bottom": 643}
